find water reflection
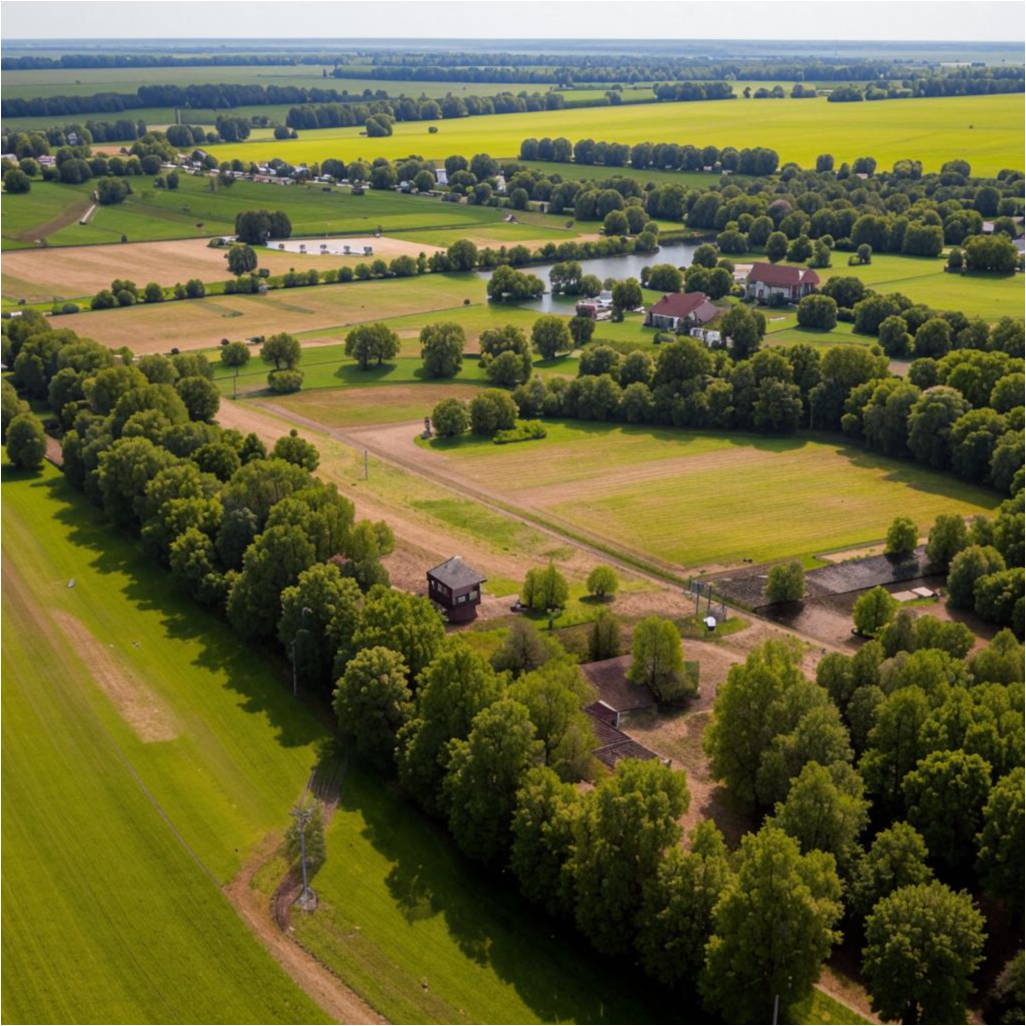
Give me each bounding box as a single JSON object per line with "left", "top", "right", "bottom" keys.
{"left": 476, "top": 242, "right": 702, "bottom": 312}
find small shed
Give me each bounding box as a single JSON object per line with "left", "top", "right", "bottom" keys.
{"left": 427, "top": 556, "right": 486, "bottom": 623}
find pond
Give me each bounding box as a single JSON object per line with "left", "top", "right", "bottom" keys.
{"left": 476, "top": 241, "right": 703, "bottom": 313}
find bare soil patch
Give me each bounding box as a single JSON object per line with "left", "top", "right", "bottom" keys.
{"left": 51, "top": 610, "right": 179, "bottom": 742}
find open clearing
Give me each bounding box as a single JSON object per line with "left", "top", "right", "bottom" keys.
{"left": 393, "top": 421, "right": 1003, "bottom": 568}
{"left": 51, "top": 272, "right": 489, "bottom": 352}
{"left": 270, "top": 381, "right": 487, "bottom": 427}
{"left": 0, "top": 175, "right": 518, "bottom": 250}
{"left": 205, "top": 92, "right": 1025, "bottom": 175}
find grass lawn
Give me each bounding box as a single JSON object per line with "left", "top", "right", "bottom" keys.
{"left": 205, "top": 92, "right": 1024, "bottom": 175}
{"left": 268, "top": 380, "right": 487, "bottom": 426}
{"left": 420, "top": 422, "right": 1001, "bottom": 567}
{"left": 1, "top": 175, "right": 509, "bottom": 249}
{"left": 1, "top": 459, "right": 332, "bottom": 1024}
{"left": 765, "top": 251, "right": 1024, "bottom": 322}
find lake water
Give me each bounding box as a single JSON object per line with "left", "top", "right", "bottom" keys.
{"left": 476, "top": 241, "right": 703, "bottom": 313}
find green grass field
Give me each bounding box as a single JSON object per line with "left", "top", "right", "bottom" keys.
{"left": 421, "top": 422, "right": 1001, "bottom": 567}
{"left": 1, "top": 175, "right": 513, "bottom": 250}
{"left": 1, "top": 459, "right": 332, "bottom": 1024}
{"left": 204, "top": 92, "right": 1025, "bottom": 175}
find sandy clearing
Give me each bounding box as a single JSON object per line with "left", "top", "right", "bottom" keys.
{"left": 52, "top": 609, "right": 179, "bottom": 742}
{"left": 266, "top": 236, "right": 443, "bottom": 261}
{"left": 2, "top": 235, "right": 446, "bottom": 303}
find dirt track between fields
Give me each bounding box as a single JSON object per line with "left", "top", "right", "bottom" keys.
{"left": 10, "top": 194, "right": 93, "bottom": 247}
{"left": 225, "top": 834, "right": 388, "bottom": 1026}
{"left": 52, "top": 609, "right": 179, "bottom": 742}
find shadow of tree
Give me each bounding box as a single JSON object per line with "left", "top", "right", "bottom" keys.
{"left": 38, "top": 472, "right": 327, "bottom": 752}
{"left": 339, "top": 762, "right": 684, "bottom": 1024}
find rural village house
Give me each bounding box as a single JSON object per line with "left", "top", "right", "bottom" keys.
{"left": 644, "top": 291, "right": 719, "bottom": 331}
{"left": 744, "top": 262, "right": 820, "bottom": 303}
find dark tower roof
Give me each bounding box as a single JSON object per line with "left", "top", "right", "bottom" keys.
{"left": 427, "top": 556, "right": 487, "bottom": 589}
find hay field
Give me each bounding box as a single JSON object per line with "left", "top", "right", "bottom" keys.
{"left": 0, "top": 235, "right": 449, "bottom": 303}
{"left": 51, "top": 273, "right": 488, "bottom": 352}
{"left": 420, "top": 422, "right": 1001, "bottom": 567}
{"left": 206, "top": 92, "right": 1025, "bottom": 175}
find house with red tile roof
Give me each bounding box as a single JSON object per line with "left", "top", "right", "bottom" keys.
{"left": 644, "top": 291, "right": 719, "bottom": 332}
{"left": 744, "top": 263, "right": 820, "bottom": 303}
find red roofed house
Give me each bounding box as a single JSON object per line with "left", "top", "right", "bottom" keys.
{"left": 644, "top": 291, "right": 719, "bottom": 332}
{"left": 745, "top": 263, "right": 820, "bottom": 303}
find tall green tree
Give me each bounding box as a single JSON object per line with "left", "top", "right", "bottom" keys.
{"left": 628, "top": 616, "right": 693, "bottom": 703}
{"left": 862, "top": 883, "right": 985, "bottom": 1025}
{"left": 442, "top": 698, "right": 543, "bottom": 865}
{"left": 637, "top": 821, "right": 732, "bottom": 987}
{"left": 353, "top": 584, "right": 445, "bottom": 679}
{"left": 510, "top": 766, "right": 582, "bottom": 919}
{"left": 396, "top": 640, "right": 504, "bottom": 813}
{"left": 976, "top": 766, "right": 1024, "bottom": 907}
{"left": 333, "top": 646, "right": 413, "bottom": 768}
{"left": 849, "top": 821, "right": 933, "bottom": 923}
{"left": 701, "top": 826, "right": 843, "bottom": 1023}
{"left": 419, "top": 321, "right": 465, "bottom": 378}
{"left": 771, "top": 761, "right": 869, "bottom": 870}
{"left": 571, "top": 759, "right": 689, "bottom": 956}
{"left": 344, "top": 322, "right": 401, "bottom": 369}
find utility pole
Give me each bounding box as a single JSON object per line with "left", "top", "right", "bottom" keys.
{"left": 233, "top": 367, "right": 238, "bottom": 400}
{"left": 364, "top": 449, "right": 369, "bottom": 480}
{"left": 291, "top": 804, "right": 315, "bottom": 911}
{"left": 772, "top": 993, "right": 779, "bottom": 1025}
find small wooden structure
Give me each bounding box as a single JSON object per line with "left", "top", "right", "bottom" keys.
{"left": 427, "top": 556, "right": 486, "bottom": 623}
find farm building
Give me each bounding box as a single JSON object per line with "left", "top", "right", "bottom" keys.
{"left": 584, "top": 701, "right": 663, "bottom": 768}
{"left": 744, "top": 263, "right": 820, "bottom": 303}
{"left": 644, "top": 291, "right": 718, "bottom": 331}
{"left": 427, "top": 556, "right": 486, "bottom": 623}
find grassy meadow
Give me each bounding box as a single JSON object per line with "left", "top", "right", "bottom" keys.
{"left": 0, "top": 175, "right": 513, "bottom": 250}
{"left": 204, "top": 92, "right": 1025, "bottom": 175}
{"left": 1, "top": 459, "right": 332, "bottom": 1024}
{"left": 421, "top": 422, "right": 1002, "bottom": 567}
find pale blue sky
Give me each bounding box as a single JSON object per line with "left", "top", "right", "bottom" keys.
{"left": 1, "top": 0, "right": 1022, "bottom": 42}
